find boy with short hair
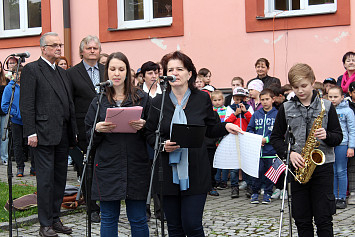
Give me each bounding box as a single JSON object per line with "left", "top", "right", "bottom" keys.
{"left": 247, "top": 89, "right": 278, "bottom": 204}
{"left": 225, "top": 77, "right": 245, "bottom": 106}
{"left": 225, "top": 87, "right": 253, "bottom": 197}
{"left": 270, "top": 63, "right": 343, "bottom": 236}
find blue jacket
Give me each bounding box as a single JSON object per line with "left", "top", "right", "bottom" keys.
{"left": 335, "top": 100, "right": 355, "bottom": 148}
{"left": 1, "top": 80, "right": 22, "bottom": 125}
{"left": 247, "top": 107, "right": 278, "bottom": 157}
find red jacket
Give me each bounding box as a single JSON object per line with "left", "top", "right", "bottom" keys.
{"left": 225, "top": 111, "right": 252, "bottom": 131}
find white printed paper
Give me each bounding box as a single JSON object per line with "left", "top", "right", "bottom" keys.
{"left": 213, "top": 132, "right": 263, "bottom": 178}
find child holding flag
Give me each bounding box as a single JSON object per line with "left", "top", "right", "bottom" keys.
{"left": 246, "top": 89, "right": 278, "bottom": 204}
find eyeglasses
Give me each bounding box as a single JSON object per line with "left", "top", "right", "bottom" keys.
{"left": 44, "top": 43, "right": 64, "bottom": 48}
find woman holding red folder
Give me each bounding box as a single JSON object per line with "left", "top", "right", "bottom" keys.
{"left": 85, "top": 52, "right": 150, "bottom": 237}
{"left": 145, "top": 51, "right": 243, "bottom": 237}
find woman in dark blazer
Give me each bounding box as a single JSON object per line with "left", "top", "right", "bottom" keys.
{"left": 85, "top": 52, "right": 150, "bottom": 237}
{"left": 145, "top": 51, "right": 242, "bottom": 236}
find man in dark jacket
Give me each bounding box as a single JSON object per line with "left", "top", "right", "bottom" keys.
{"left": 20, "top": 32, "right": 77, "bottom": 237}
{"left": 67, "top": 35, "right": 104, "bottom": 223}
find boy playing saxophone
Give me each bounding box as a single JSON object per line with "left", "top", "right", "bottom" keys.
{"left": 270, "top": 63, "right": 343, "bottom": 236}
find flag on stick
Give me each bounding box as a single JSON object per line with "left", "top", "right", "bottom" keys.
{"left": 265, "top": 158, "right": 286, "bottom": 184}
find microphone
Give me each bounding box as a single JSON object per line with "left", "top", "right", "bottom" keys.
{"left": 95, "top": 80, "right": 113, "bottom": 87}
{"left": 159, "top": 75, "right": 176, "bottom": 82}
{"left": 10, "top": 52, "right": 31, "bottom": 58}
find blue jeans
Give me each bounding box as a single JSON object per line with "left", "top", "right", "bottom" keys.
{"left": 230, "top": 169, "right": 239, "bottom": 187}
{"left": 251, "top": 158, "right": 273, "bottom": 196}
{"left": 334, "top": 145, "right": 348, "bottom": 199}
{"left": 164, "top": 194, "right": 206, "bottom": 237}
{"left": 0, "top": 115, "right": 9, "bottom": 162}
{"left": 215, "top": 169, "right": 229, "bottom": 184}
{"left": 100, "top": 200, "right": 149, "bottom": 237}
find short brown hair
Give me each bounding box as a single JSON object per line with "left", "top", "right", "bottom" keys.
{"left": 211, "top": 90, "right": 224, "bottom": 100}
{"left": 255, "top": 58, "right": 270, "bottom": 68}
{"left": 328, "top": 85, "right": 343, "bottom": 95}
{"left": 260, "top": 89, "right": 275, "bottom": 98}
{"left": 288, "top": 63, "right": 315, "bottom": 86}
{"left": 231, "top": 77, "right": 244, "bottom": 87}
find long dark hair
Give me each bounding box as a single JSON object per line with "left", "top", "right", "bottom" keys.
{"left": 160, "top": 51, "right": 197, "bottom": 92}
{"left": 105, "top": 52, "right": 141, "bottom": 104}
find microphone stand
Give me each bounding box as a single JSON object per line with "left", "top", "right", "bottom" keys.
{"left": 76, "top": 86, "right": 105, "bottom": 237}
{"left": 146, "top": 78, "right": 169, "bottom": 237}
{"left": 278, "top": 125, "right": 295, "bottom": 237}
{"left": 3, "top": 57, "right": 24, "bottom": 237}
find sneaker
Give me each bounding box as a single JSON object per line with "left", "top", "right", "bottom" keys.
{"left": 217, "top": 182, "right": 228, "bottom": 190}
{"left": 30, "top": 167, "right": 36, "bottom": 176}
{"left": 262, "top": 194, "right": 271, "bottom": 204}
{"left": 280, "top": 190, "right": 288, "bottom": 200}
{"left": 336, "top": 199, "right": 347, "bottom": 209}
{"left": 250, "top": 194, "right": 259, "bottom": 204}
{"left": 209, "top": 188, "right": 219, "bottom": 196}
{"left": 271, "top": 189, "right": 281, "bottom": 199}
{"left": 16, "top": 168, "right": 24, "bottom": 177}
{"left": 239, "top": 181, "right": 247, "bottom": 190}
{"left": 231, "top": 186, "right": 239, "bottom": 198}
{"left": 2, "top": 160, "right": 7, "bottom": 166}
{"left": 348, "top": 192, "right": 355, "bottom": 205}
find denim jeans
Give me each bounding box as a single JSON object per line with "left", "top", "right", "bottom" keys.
{"left": 230, "top": 169, "right": 239, "bottom": 187}
{"left": 0, "top": 115, "right": 9, "bottom": 162}
{"left": 163, "top": 194, "right": 206, "bottom": 237}
{"left": 215, "top": 169, "right": 229, "bottom": 184}
{"left": 334, "top": 145, "right": 348, "bottom": 199}
{"left": 100, "top": 199, "right": 149, "bottom": 237}
{"left": 251, "top": 158, "right": 273, "bottom": 196}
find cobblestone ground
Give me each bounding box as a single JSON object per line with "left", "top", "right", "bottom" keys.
{"left": 1, "top": 162, "right": 355, "bottom": 236}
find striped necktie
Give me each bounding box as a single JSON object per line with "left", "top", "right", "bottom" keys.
{"left": 91, "top": 67, "right": 100, "bottom": 93}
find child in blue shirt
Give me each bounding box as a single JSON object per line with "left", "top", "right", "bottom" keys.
{"left": 247, "top": 89, "right": 278, "bottom": 204}
{"left": 328, "top": 86, "right": 355, "bottom": 209}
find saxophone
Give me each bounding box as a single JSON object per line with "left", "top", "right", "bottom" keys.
{"left": 294, "top": 92, "right": 326, "bottom": 184}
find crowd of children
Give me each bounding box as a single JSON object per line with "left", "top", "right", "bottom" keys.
{"left": 197, "top": 56, "right": 355, "bottom": 219}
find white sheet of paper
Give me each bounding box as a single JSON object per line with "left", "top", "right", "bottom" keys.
{"left": 213, "top": 132, "right": 263, "bottom": 178}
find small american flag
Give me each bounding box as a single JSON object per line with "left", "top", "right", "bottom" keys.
{"left": 265, "top": 158, "right": 286, "bottom": 184}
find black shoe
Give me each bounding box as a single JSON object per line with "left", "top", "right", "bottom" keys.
{"left": 336, "top": 199, "right": 347, "bottom": 209}
{"left": 231, "top": 186, "right": 239, "bottom": 198}
{"left": 39, "top": 226, "right": 58, "bottom": 237}
{"left": 52, "top": 221, "right": 72, "bottom": 234}
{"left": 217, "top": 182, "right": 228, "bottom": 190}
{"left": 91, "top": 211, "right": 101, "bottom": 223}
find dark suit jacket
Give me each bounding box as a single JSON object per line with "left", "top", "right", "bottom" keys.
{"left": 67, "top": 61, "right": 104, "bottom": 151}
{"left": 20, "top": 57, "right": 77, "bottom": 146}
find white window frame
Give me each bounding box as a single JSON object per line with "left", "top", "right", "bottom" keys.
{"left": 117, "top": 0, "right": 172, "bottom": 30}
{"left": 0, "top": 0, "right": 42, "bottom": 38}
{"left": 264, "top": 0, "right": 337, "bottom": 18}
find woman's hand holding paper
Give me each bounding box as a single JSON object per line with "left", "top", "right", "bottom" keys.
{"left": 95, "top": 121, "right": 116, "bottom": 133}
{"left": 129, "top": 119, "right": 146, "bottom": 131}
{"left": 225, "top": 123, "right": 244, "bottom": 135}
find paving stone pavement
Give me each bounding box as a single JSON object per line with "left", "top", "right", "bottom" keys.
{"left": 1, "top": 161, "right": 355, "bottom": 236}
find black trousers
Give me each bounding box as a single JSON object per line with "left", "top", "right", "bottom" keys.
{"left": 291, "top": 162, "right": 336, "bottom": 237}
{"left": 33, "top": 125, "right": 69, "bottom": 227}
{"left": 11, "top": 123, "right": 26, "bottom": 169}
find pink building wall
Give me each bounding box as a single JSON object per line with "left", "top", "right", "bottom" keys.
{"left": 1, "top": 0, "right": 354, "bottom": 88}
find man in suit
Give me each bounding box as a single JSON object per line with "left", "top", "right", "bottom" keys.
{"left": 20, "top": 32, "right": 77, "bottom": 237}
{"left": 67, "top": 35, "right": 103, "bottom": 223}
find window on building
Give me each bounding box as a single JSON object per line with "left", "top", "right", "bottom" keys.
{"left": 0, "top": 0, "right": 41, "bottom": 38}
{"left": 264, "top": 0, "right": 336, "bottom": 18}
{"left": 117, "top": 0, "right": 172, "bottom": 30}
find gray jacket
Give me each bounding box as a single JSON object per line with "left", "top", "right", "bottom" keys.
{"left": 283, "top": 96, "right": 336, "bottom": 164}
